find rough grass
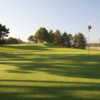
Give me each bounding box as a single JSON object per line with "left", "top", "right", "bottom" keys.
{"left": 0, "top": 44, "right": 100, "bottom": 100}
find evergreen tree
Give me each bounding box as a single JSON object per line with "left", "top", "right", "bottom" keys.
{"left": 48, "top": 30, "right": 55, "bottom": 44}
{"left": 0, "top": 24, "right": 9, "bottom": 44}
{"left": 53, "top": 30, "right": 62, "bottom": 45}
{"left": 68, "top": 34, "right": 73, "bottom": 47}
{"left": 73, "top": 33, "right": 86, "bottom": 49}
{"left": 61, "top": 32, "right": 70, "bottom": 47}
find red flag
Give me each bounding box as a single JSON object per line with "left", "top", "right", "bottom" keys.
{"left": 88, "top": 25, "right": 92, "bottom": 32}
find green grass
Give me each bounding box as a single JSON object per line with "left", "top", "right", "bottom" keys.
{"left": 0, "top": 44, "right": 100, "bottom": 100}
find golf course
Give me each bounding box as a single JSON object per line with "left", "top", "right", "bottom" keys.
{"left": 0, "top": 44, "right": 100, "bottom": 100}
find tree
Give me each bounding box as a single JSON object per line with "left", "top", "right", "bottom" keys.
{"left": 73, "top": 33, "right": 87, "bottom": 49}
{"left": 53, "top": 30, "right": 62, "bottom": 45}
{"left": 48, "top": 30, "right": 55, "bottom": 44}
{"left": 0, "top": 24, "right": 9, "bottom": 44}
{"left": 68, "top": 34, "right": 73, "bottom": 47}
{"left": 61, "top": 32, "right": 71, "bottom": 47}
{"left": 34, "top": 27, "right": 49, "bottom": 43}
{"left": 28, "top": 35, "right": 35, "bottom": 43}
{"left": 6, "top": 37, "right": 23, "bottom": 44}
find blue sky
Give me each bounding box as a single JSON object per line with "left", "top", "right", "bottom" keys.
{"left": 0, "top": 0, "right": 100, "bottom": 42}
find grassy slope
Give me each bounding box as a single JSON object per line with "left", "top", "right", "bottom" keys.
{"left": 0, "top": 44, "right": 100, "bottom": 100}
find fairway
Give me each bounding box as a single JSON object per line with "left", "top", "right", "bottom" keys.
{"left": 0, "top": 44, "right": 100, "bottom": 100}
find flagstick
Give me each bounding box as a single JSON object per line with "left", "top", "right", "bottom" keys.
{"left": 88, "top": 25, "right": 92, "bottom": 57}
{"left": 88, "top": 30, "right": 90, "bottom": 57}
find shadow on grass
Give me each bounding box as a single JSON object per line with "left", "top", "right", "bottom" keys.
{"left": 1, "top": 52, "right": 100, "bottom": 79}
{"left": 1, "top": 44, "right": 49, "bottom": 51}
{"left": 0, "top": 80, "right": 100, "bottom": 100}
{"left": 0, "top": 45, "right": 100, "bottom": 100}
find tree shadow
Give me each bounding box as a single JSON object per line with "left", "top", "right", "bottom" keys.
{"left": 2, "top": 44, "right": 49, "bottom": 51}
{"left": 1, "top": 45, "right": 100, "bottom": 100}
{"left": 1, "top": 52, "right": 100, "bottom": 79}
{"left": 0, "top": 80, "right": 100, "bottom": 100}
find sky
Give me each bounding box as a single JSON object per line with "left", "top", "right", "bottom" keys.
{"left": 0, "top": 0, "right": 100, "bottom": 42}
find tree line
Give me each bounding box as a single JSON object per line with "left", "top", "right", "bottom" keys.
{"left": 28, "top": 27, "right": 87, "bottom": 49}
{"left": 0, "top": 23, "right": 87, "bottom": 49}
{"left": 0, "top": 24, "right": 23, "bottom": 44}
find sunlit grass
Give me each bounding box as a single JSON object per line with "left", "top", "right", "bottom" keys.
{"left": 0, "top": 44, "right": 100, "bottom": 100}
